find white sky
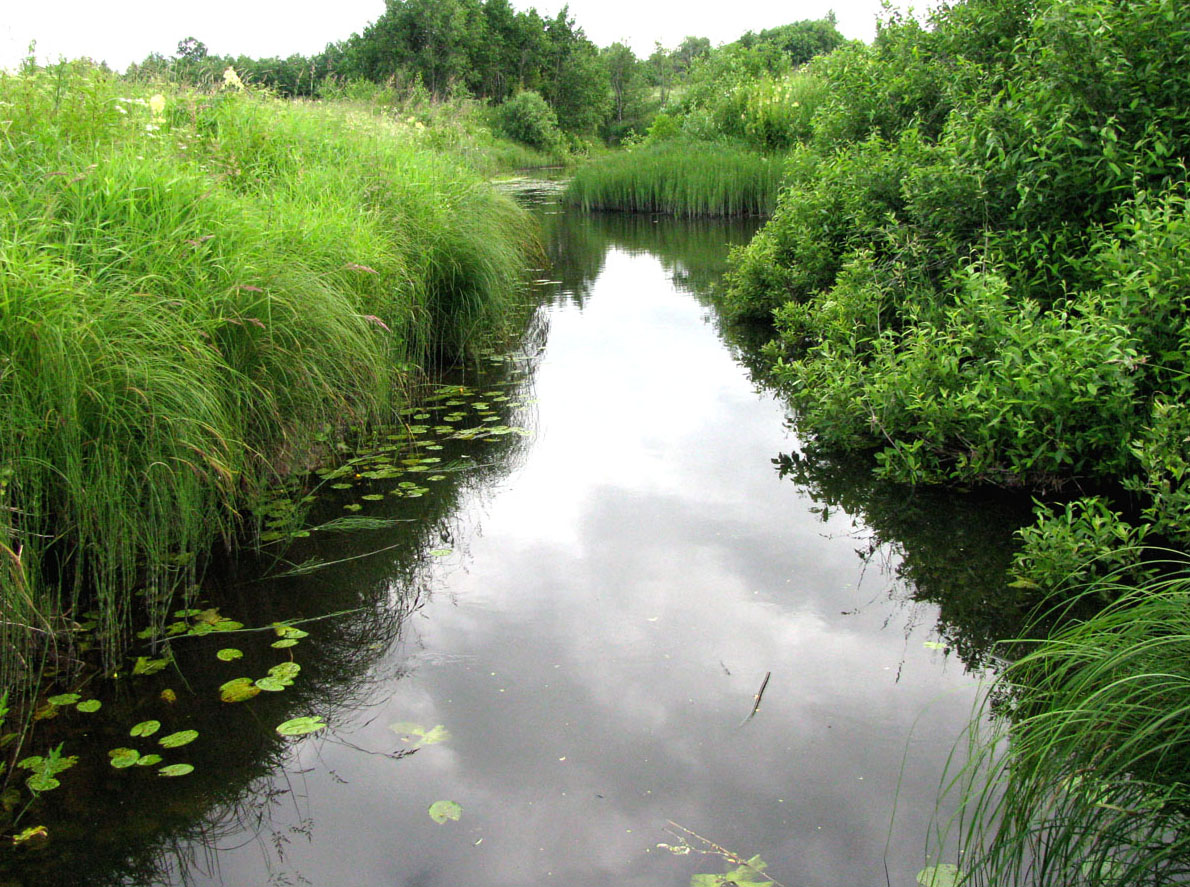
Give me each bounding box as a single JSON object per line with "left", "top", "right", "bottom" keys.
{"left": 0, "top": 1, "right": 898, "bottom": 73}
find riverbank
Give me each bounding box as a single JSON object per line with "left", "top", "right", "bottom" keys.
{"left": 0, "top": 62, "right": 536, "bottom": 744}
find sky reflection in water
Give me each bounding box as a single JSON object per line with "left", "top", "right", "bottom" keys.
{"left": 164, "top": 224, "right": 990, "bottom": 887}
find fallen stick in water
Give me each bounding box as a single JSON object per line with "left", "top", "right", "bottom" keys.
{"left": 738, "top": 671, "right": 771, "bottom": 727}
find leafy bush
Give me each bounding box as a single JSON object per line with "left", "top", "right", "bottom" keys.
{"left": 496, "top": 90, "right": 563, "bottom": 153}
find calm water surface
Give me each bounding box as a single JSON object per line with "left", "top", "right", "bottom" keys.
{"left": 4, "top": 197, "right": 1032, "bottom": 887}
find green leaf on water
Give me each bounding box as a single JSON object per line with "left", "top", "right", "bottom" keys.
{"left": 389, "top": 722, "right": 451, "bottom": 747}
{"left": 276, "top": 716, "right": 327, "bottom": 737}
{"left": 917, "top": 864, "right": 961, "bottom": 887}
{"left": 428, "top": 800, "right": 462, "bottom": 824}
{"left": 273, "top": 624, "right": 309, "bottom": 639}
{"left": 25, "top": 774, "right": 60, "bottom": 792}
{"left": 132, "top": 655, "right": 169, "bottom": 676}
{"left": 109, "top": 747, "right": 141, "bottom": 769}
{"left": 135, "top": 754, "right": 163, "bottom": 767}
{"left": 159, "top": 730, "right": 198, "bottom": 748}
{"left": 220, "top": 677, "right": 260, "bottom": 703}
{"left": 269, "top": 662, "right": 301, "bottom": 682}
{"left": 130, "top": 720, "right": 161, "bottom": 738}
{"left": 47, "top": 693, "right": 80, "bottom": 707}
{"left": 216, "top": 648, "right": 243, "bottom": 662}
{"left": 271, "top": 638, "right": 300, "bottom": 649}
{"left": 344, "top": 503, "right": 363, "bottom": 512}
{"left": 159, "top": 763, "right": 194, "bottom": 777}
{"left": 255, "top": 676, "right": 287, "bottom": 692}
{"left": 361, "top": 493, "right": 385, "bottom": 501}
{"left": 76, "top": 699, "right": 102, "bottom": 713}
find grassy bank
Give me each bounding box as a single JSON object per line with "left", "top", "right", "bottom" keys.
{"left": 935, "top": 559, "right": 1190, "bottom": 887}
{"left": 0, "top": 62, "right": 535, "bottom": 724}
{"left": 564, "top": 141, "right": 782, "bottom": 217}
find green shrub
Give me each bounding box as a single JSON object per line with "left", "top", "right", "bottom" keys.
{"left": 496, "top": 90, "right": 563, "bottom": 153}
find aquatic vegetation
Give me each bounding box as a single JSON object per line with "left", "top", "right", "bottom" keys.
{"left": 935, "top": 563, "right": 1190, "bottom": 886}
{"left": 427, "top": 800, "right": 463, "bottom": 824}
{"left": 0, "top": 61, "right": 535, "bottom": 732}
{"left": 565, "top": 141, "right": 782, "bottom": 217}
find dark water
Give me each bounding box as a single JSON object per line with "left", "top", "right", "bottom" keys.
{"left": 1, "top": 191, "right": 1035, "bottom": 887}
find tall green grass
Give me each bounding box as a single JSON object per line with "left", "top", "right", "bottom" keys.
{"left": 565, "top": 141, "right": 782, "bottom": 217}
{"left": 933, "top": 558, "right": 1190, "bottom": 886}
{"left": 0, "top": 62, "right": 534, "bottom": 719}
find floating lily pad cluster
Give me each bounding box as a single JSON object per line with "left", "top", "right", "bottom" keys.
{"left": 107, "top": 723, "right": 197, "bottom": 776}
{"left": 307, "top": 380, "right": 533, "bottom": 515}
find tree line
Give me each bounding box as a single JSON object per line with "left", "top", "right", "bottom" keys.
{"left": 124, "top": 2, "right": 843, "bottom": 141}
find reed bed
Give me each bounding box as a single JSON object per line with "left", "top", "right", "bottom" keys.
{"left": 0, "top": 62, "right": 534, "bottom": 717}
{"left": 564, "top": 141, "right": 782, "bottom": 217}
{"left": 934, "top": 559, "right": 1190, "bottom": 886}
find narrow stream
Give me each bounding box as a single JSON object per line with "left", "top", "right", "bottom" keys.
{"left": 3, "top": 190, "right": 1033, "bottom": 887}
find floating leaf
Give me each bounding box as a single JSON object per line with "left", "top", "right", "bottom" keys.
{"left": 273, "top": 624, "right": 309, "bottom": 639}
{"left": 12, "top": 825, "right": 49, "bottom": 845}
{"left": 25, "top": 773, "right": 60, "bottom": 791}
{"left": 428, "top": 800, "right": 462, "bottom": 824}
{"left": 47, "top": 693, "right": 80, "bottom": 707}
{"left": 255, "top": 676, "right": 287, "bottom": 692}
{"left": 269, "top": 662, "right": 301, "bottom": 682}
{"left": 109, "top": 747, "right": 141, "bottom": 769}
{"left": 220, "top": 678, "right": 260, "bottom": 703}
{"left": 132, "top": 656, "right": 169, "bottom": 676}
{"left": 130, "top": 720, "right": 161, "bottom": 738}
{"left": 389, "top": 722, "right": 451, "bottom": 747}
{"left": 210, "top": 620, "right": 244, "bottom": 632}
{"left": 76, "top": 699, "right": 102, "bottom": 713}
{"left": 361, "top": 494, "right": 385, "bottom": 501}
{"left": 276, "top": 716, "right": 326, "bottom": 736}
{"left": 917, "top": 864, "right": 961, "bottom": 887}
{"left": 159, "top": 763, "right": 194, "bottom": 777}
{"left": 271, "top": 638, "right": 299, "bottom": 649}
{"left": 135, "top": 754, "right": 163, "bottom": 767}
{"left": 159, "top": 730, "right": 198, "bottom": 748}
{"left": 216, "top": 648, "right": 243, "bottom": 662}
{"left": 160, "top": 689, "right": 177, "bottom": 704}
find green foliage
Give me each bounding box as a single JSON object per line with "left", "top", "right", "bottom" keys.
{"left": 722, "top": 0, "right": 1190, "bottom": 554}
{"left": 0, "top": 64, "right": 533, "bottom": 726}
{"left": 938, "top": 565, "right": 1190, "bottom": 887}
{"left": 565, "top": 141, "right": 782, "bottom": 218}
{"left": 496, "top": 90, "right": 562, "bottom": 152}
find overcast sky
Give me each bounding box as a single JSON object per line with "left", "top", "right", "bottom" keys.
{"left": 0, "top": 0, "right": 901, "bottom": 73}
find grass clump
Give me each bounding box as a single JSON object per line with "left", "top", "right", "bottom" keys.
{"left": 564, "top": 140, "right": 782, "bottom": 217}
{"left": 936, "top": 560, "right": 1190, "bottom": 887}
{"left": 0, "top": 62, "right": 534, "bottom": 718}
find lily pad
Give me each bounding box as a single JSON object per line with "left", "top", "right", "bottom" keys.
{"left": 271, "top": 638, "right": 300, "bottom": 649}
{"left": 389, "top": 722, "right": 451, "bottom": 747}
{"left": 76, "top": 699, "right": 102, "bottom": 713}
{"left": 135, "top": 754, "right": 163, "bottom": 767}
{"left": 220, "top": 678, "right": 261, "bottom": 703}
{"left": 109, "top": 747, "right": 141, "bottom": 769}
{"left": 255, "top": 676, "right": 287, "bottom": 692}
{"left": 159, "top": 730, "right": 198, "bottom": 748}
{"left": 47, "top": 693, "right": 80, "bottom": 707}
{"left": 159, "top": 763, "right": 195, "bottom": 777}
{"left": 130, "top": 720, "right": 161, "bottom": 738}
{"left": 276, "top": 716, "right": 327, "bottom": 737}
{"left": 216, "top": 648, "right": 243, "bottom": 662}
{"left": 428, "top": 800, "right": 462, "bottom": 824}
{"left": 917, "top": 864, "right": 961, "bottom": 887}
